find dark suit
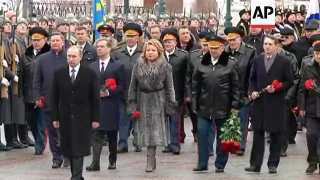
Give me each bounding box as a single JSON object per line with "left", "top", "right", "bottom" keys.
{"left": 51, "top": 64, "right": 100, "bottom": 180}
{"left": 248, "top": 53, "right": 294, "bottom": 169}
{"left": 79, "top": 42, "right": 98, "bottom": 66}
{"left": 88, "top": 59, "right": 125, "bottom": 167}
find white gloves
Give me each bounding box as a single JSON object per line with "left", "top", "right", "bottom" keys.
{"left": 1, "top": 78, "right": 10, "bottom": 86}
{"left": 2, "top": 60, "right": 7, "bottom": 68}
{"left": 15, "top": 55, "right": 19, "bottom": 63}
{"left": 13, "top": 76, "right": 18, "bottom": 82}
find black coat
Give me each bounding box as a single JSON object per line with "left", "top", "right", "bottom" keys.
{"left": 192, "top": 51, "right": 241, "bottom": 119}
{"left": 19, "top": 43, "right": 51, "bottom": 101}
{"left": 89, "top": 59, "right": 125, "bottom": 131}
{"left": 248, "top": 54, "right": 294, "bottom": 132}
{"left": 51, "top": 65, "right": 100, "bottom": 157}
{"left": 80, "top": 42, "right": 98, "bottom": 66}
{"left": 298, "top": 59, "right": 320, "bottom": 117}
{"left": 242, "top": 31, "right": 265, "bottom": 56}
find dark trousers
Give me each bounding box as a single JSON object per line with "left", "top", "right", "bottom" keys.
{"left": 306, "top": 117, "right": 320, "bottom": 165}
{"left": 69, "top": 156, "right": 84, "bottom": 180}
{"left": 198, "top": 117, "right": 228, "bottom": 168}
{"left": 250, "top": 131, "right": 282, "bottom": 168}
{"left": 185, "top": 102, "right": 198, "bottom": 134}
{"left": 25, "top": 102, "right": 47, "bottom": 151}
{"left": 281, "top": 105, "right": 297, "bottom": 152}
{"left": 43, "top": 111, "right": 63, "bottom": 163}
{"left": 92, "top": 130, "right": 117, "bottom": 165}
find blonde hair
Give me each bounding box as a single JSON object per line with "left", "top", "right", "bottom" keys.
{"left": 141, "top": 39, "right": 164, "bottom": 60}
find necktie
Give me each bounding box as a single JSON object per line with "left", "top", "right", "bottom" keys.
{"left": 267, "top": 56, "right": 271, "bottom": 61}
{"left": 71, "top": 69, "right": 76, "bottom": 83}
{"left": 101, "top": 62, "right": 105, "bottom": 73}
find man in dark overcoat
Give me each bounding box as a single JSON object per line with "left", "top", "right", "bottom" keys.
{"left": 245, "top": 35, "right": 294, "bottom": 174}
{"left": 86, "top": 38, "right": 125, "bottom": 171}
{"left": 51, "top": 46, "right": 100, "bottom": 180}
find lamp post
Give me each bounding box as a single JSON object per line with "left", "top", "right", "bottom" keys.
{"left": 224, "top": 0, "right": 232, "bottom": 27}
{"left": 158, "top": 0, "right": 166, "bottom": 15}
{"left": 124, "top": 0, "right": 129, "bottom": 14}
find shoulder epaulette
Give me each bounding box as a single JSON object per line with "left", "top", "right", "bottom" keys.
{"left": 244, "top": 44, "right": 254, "bottom": 49}
{"left": 178, "top": 48, "right": 188, "bottom": 53}
{"left": 190, "top": 49, "right": 200, "bottom": 53}
{"left": 302, "top": 54, "right": 313, "bottom": 59}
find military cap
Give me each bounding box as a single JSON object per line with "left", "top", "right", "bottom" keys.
{"left": 39, "top": 16, "right": 48, "bottom": 23}
{"left": 163, "top": 14, "right": 170, "bottom": 20}
{"left": 280, "top": 28, "right": 294, "bottom": 36}
{"left": 275, "top": 9, "right": 282, "bottom": 16}
{"left": 190, "top": 15, "right": 199, "bottom": 21}
{"left": 28, "top": 18, "right": 39, "bottom": 25}
{"left": 117, "top": 15, "right": 124, "bottom": 20}
{"left": 286, "top": 10, "right": 296, "bottom": 19}
{"left": 198, "top": 32, "right": 214, "bottom": 44}
{"left": 148, "top": 14, "right": 157, "bottom": 21}
{"left": 309, "top": 34, "right": 320, "bottom": 47}
{"left": 224, "top": 27, "right": 244, "bottom": 40}
{"left": 123, "top": 23, "right": 143, "bottom": 36}
{"left": 66, "top": 13, "right": 75, "bottom": 20}
{"left": 106, "top": 16, "right": 114, "bottom": 22}
{"left": 29, "top": 13, "right": 37, "bottom": 18}
{"left": 70, "top": 18, "right": 79, "bottom": 25}
{"left": 17, "top": 18, "right": 28, "bottom": 26}
{"left": 239, "top": 8, "right": 250, "bottom": 17}
{"left": 55, "top": 18, "right": 69, "bottom": 27}
{"left": 97, "top": 24, "right": 114, "bottom": 35}
{"left": 314, "top": 43, "right": 320, "bottom": 52}
{"left": 0, "top": 18, "right": 12, "bottom": 26}
{"left": 205, "top": 35, "right": 226, "bottom": 49}
{"left": 161, "top": 28, "right": 179, "bottom": 41}
{"left": 136, "top": 15, "right": 143, "bottom": 22}
{"left": 79, "top": 17, "right": 91, "bottom": 25}
{"left": 29, "top": 27, "right": 49, "bottom": 40}
{"left": 305, "top": 24, "right": 318, "bottom": 31}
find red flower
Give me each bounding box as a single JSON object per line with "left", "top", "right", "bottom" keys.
{"left": 132, "top": 111, "right": 141, "bottom": 119}
{"left": 40, "top": 96, "right": 45, "bottom": 102}
{"left": 221, "top": 140, "right": 230, "bottom": 152}
{"left": 38, "top": 103, "right": 44, "bottom": 109}
{"left": 305, "top": 79, "right": 315, "bottom": 90}
{"left": 272, "top": 80, "right": 283, "bottom": 89}
{"left": 232, "top": 141, "right": 241, "bottom": 151}
{"left": 105, "top": 78, "right": 116, "bottom": 87}
{"left": 38, "top": 96, "right": 45, "bottom": 109}
{"left": 109, "top": 85, "right": 117, "bottom": 91}
{"left": 293, "top": 107, "right": 298, "bottom": 114}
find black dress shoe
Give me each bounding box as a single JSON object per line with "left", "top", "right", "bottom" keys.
{"left": 193, "top": 166, "right": 208, "bottom": 171}
{"left": 280, "top": 151, "right": 287, "bottom": 157}
{"left": 7, "top": 141, "right": 24, "bottom": 149}
{"left": 244, "top": 166, "right": 261, "bottom": 172}
{"left": 21, "top": 138, "right": 35, "bottom": 146}
{"left": 108, "top": 162, "right": 116, "bottom": 170}
{"left": 35, "top": 150, "right": 43, "bottom": 155}
{"left": 172, "top": 150, "right": 180, "bottom": 155}
{"left": 86, "top": 163, "right": 100, "bottom": 171}
{"left": 193, "top": 133, "right": 198, "bottom": 142}
{"left": 134, "top": 146, "right": 142, "bottom": 152}
{"left": 17, "top": 141, "right": 28, "bottom": 148}
{"left": 162, "top": 147, "right": 171, "bottom": 153}
{"left": 268, "top": 166, "right": 277, "bottom": 174}
{"left": 215, "top": 167, "right": 224, "bottom": 173}
{"left": 117, "top": 147, "right": 128, "bottom": 153}
{"left": 306, "top": 164, "right": 317, "bottom": 174}
{"left": 0, "top": 143, "right": 11, "bottom": 151}
{"left": 52, "top": 162, "right": 62, "bottom": 169}
{"left": 236, "top": 150, "right": 244, "bottom": 156}
{"left": 288, "top": 139, "right": 296, "bottom": 144}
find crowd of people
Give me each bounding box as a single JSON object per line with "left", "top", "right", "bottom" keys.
{"left": 0, "top": 7, "right": 319, "bottom": 180}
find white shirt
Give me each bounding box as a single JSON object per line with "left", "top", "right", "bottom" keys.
{"left": 165, "top": 48, "right": 175, "bottom": 61}
{"left": 127, "top": 44, "right": 137, "bottom": 56}
{"left": 34, "top": 49, "right": 39, "bottom": 56}
{"left": 99, "top": 57, "right": 110, "bottom": 72}
{"left": 211, "top": 57, "right": 218, "bottom": 67}
{"left": 77, "top": 44, "right": 85, "bottom": 51}
{"left": 69, "top": 63, "right": 80, "bottom": 79}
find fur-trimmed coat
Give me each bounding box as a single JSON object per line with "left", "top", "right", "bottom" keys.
{"left": 127, "top": 56, "right": 176, "bottom": 147}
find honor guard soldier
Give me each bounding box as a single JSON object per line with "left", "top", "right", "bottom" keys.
{"left": 55, "top": 18, "right": 73, "bottom": 49}
{"left": 295, "top": 9, "right": 305, "bottom": 37}
{"left": 224, "top": 27, "right": 255, "bottom": 156}
{"left": 115, "top": 15, "right": 125, "bottom": 42}
{"left": 20, "top": 27, "right": 51, "bottom": 154}
{"left": 39, "top": 16, "right": 49, "bottom": 31}
{"left": 284, "top": 10, "right": 300, "bottom": 40}
{"left": 79, "top": 17, "right": 93, "bottom": 43}
{"left": 237, "top": 8, "right": 250, "bottom": 36}
{"left": 111, "top": 23, "right": 144, "bottom": 153}
{"left": 106, "top": 16, "right": 115, "bottom": 28}
{"left": 135, "top": 15, "right": 144, "bottom": 28}
{"left": 48, "top": 15, "right": 57, "bottom": 29}
{"left": 27, "top": 18, "right": 39, "bottom": 30}
{"left": 274, "top": 9, "right": 284, "bottom": 33}
{"left": 11, "top": 18, "right": 28, "bottom": 60}
{"left": 207, "top": 13, "right": 217, "bottom": 33}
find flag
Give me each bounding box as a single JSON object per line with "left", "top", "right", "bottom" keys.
{"left": 306, "top": 0, "right": 320, "bottom": 24}
{"left": 93, "top": 0, "right": 107, "bottom": 40}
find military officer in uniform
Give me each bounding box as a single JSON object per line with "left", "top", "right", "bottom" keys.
{"left": 97, "top": 25, "right": 118, "bottom": 50}
{"left": 274, "top": 9, "right": 284, "bottom": 33}
{"left": 55, "top": 18, "right": 73, "bottom": 49}
{"left": 237, "top": 8, "right": 250, "bottom": 37}
{"left": 111, "top": 23, "right": 144, "bottom": 153}
{"left": 224, "top": 27, "right": 255, "bottom": 156}
{"left": 20, "top": 27, "right": 51, "bottom": 154}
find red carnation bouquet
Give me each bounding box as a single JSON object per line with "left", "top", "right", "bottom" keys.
{"left": 292, "top": 106, "right": 298, "bottom": 119}
{"left": 241, "top": 79, "right": 283, "bottom": 105}
{"left": 132, "top": 111, "right": 141, "bottom": 119}
{"left": 38, "top": 96, "right": 45, "bottom": 109}
{"left": 220, "top": 112, "right": 241, "bottom": 153}
{"left": 101, "top": 78, "right": 117, "bottom": 92}
{"left": 305, "top": 79, "right": 320, "bottom": 94}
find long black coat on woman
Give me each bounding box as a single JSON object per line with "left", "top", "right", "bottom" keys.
{"left": 248, "top": 53, "right": 294, "bottom": 133}
{"left": 51, "top": 65, "right": 101, "bottom": 157}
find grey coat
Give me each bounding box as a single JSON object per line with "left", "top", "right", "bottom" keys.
{"left": 127, "top": 56, "right": 176, "bottom": 147}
